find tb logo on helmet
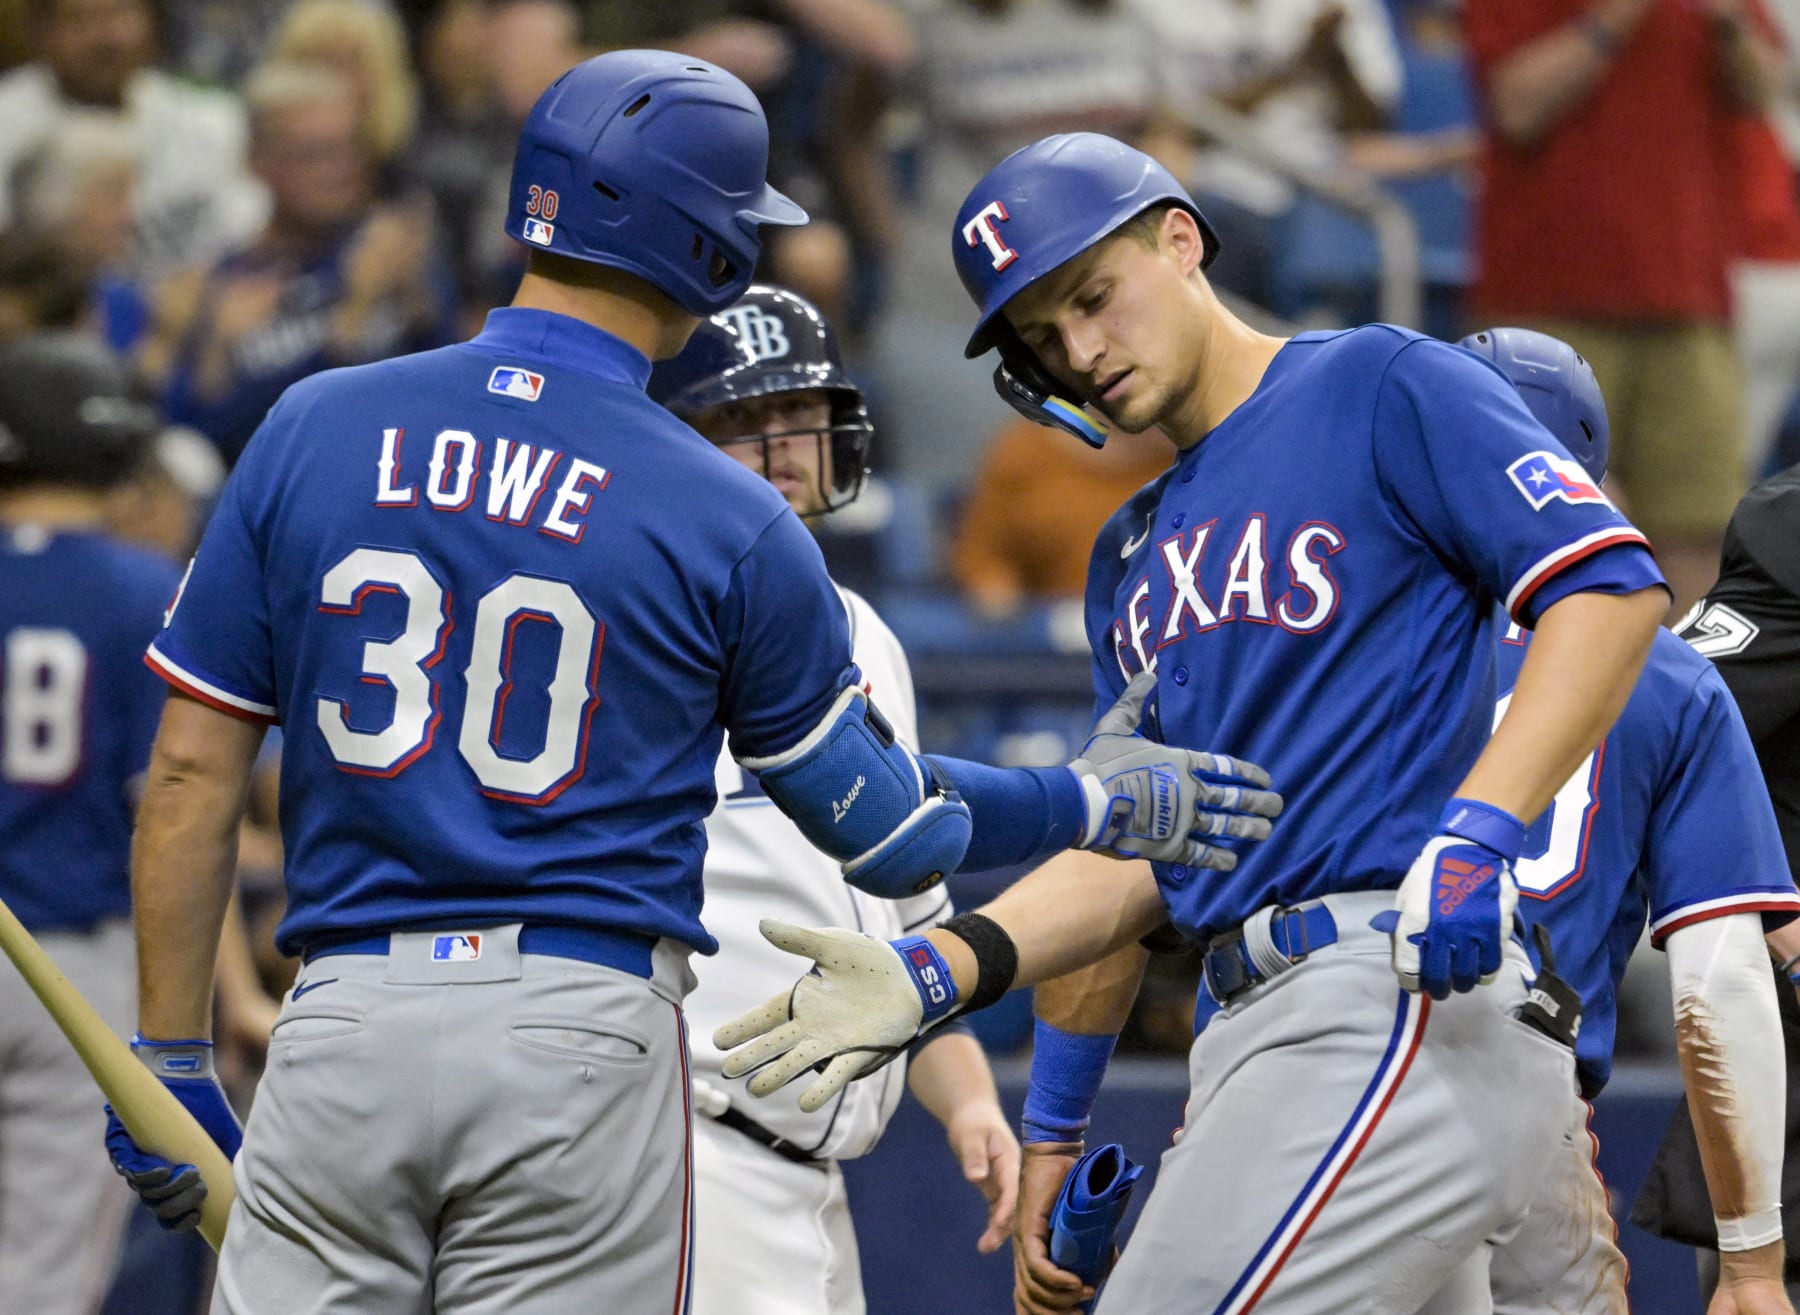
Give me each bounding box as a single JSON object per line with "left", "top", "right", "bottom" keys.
{"left": 716, "top": 305, "right": 791, "bottom": 363}
{"left": 961, "top": 201, "right": 1018, "bottom": 272}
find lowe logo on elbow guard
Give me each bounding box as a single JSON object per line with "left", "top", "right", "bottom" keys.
{"left": 832, "top": 775, "right": 866, "bottom": 823}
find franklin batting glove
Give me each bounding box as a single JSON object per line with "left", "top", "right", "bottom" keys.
{"left": 1068, "top": 671, "right": 1282, "bottom": 869}
{"left": 1383, "top": 799, "right": 1524, "bottom": 999}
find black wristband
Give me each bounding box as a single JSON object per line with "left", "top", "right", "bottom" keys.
{"left": 941, "top": 912, "right": 1019, "bottom": 1014}
{"left": 1780, "top": 949, "right": 1800, "bottom": 977}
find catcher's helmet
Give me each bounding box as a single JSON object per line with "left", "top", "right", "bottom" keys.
{"left": 1458, "top": 327, "right": 1610, "bottom": 484}
{"left": 952, "top": 133, "right": 1220, "bottom": 449}
{"left": 0, "top": 333, "right": 159, "bottom": 490}
{"left": 506, "top": 50, "right": 807, "bottom": 316}
{"left": 649, "top": 285, "right": 871, "bottom": 514}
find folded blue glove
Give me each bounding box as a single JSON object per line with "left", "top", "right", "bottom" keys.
{"left": 1048, "top": 1143, "right": 1144, "bottom": 1304}
{"left": 104, "top": 1036, "right": 243, "bottom": 1233}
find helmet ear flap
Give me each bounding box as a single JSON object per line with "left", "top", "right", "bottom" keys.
{"left": 989, "top": 323, "right": 1109, "bottom": 449}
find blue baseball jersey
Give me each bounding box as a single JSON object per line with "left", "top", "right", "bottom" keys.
{"left": 149, "top": 308, "right": 858, "bottom": 958}
{"left": 1497, "top": 625, "right": 1800, "bottom": 1094}
{"left": 1083, "top": 327, "right": 1663, "bottom": 940}
{"left": 1, "top": 527, "right": 181, "bottom": 933}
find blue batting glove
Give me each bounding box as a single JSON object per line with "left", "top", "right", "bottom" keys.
{"left": 104, "top": 1036, "right": 242, "bottom": 1233}
{"left": 1049, "top": 1143, "right": 1144, "bottom": 1301}
{"left": 1385, "top": 799, "right": 1523, "bottom": 999}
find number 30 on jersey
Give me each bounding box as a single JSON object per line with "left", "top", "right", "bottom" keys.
{"left": 317, "top": 547, "right": 602, "bottom": 804}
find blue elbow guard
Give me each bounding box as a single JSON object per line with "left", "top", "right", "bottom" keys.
{"left": 1049, "top": 1143, "right": 1144, "bottom": 1295}
{"left": 740, "top": 686, "right": 972, "bottom": 898}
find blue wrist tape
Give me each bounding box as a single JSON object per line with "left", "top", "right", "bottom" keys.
{"left": 1439, "top": 797, "right": 1526, "bottom": 863}
{"left": 1022, "top": 1020, "right": 1118, "bottom": 1144}
{"left": 891, "top": 936, "right": 960, "bottom": 1027}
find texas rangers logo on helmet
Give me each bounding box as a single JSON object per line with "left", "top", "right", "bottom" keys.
{"left": 716, "top": 305, "right": 791, "bottom": 363}
{"left": 962, "top": 200, "right": 1019, "bottom": 272}
{"left": 432, "top": 933, "right": 483, "bottom": 962}
{"left": 1507, "top": 451, "right": 1608, "bottom": 510}
{"left": 521, "top": 217, "right": 554, "bottom": 246}
{"left": 487, "top": 366, "right": 545, "bottom": 401}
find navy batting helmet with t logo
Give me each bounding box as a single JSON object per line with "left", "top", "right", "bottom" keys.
{"left": 1458, "top": 328, "right": 1610, "bottom": 485}
{"left": 506, "top": 50, "right": 807, "bottom": 316}
{"left": 648, "top": 285, "right": 872, "bottom": 513}
{"left": 952, "top": 133, "right": 1220, "bottom": 448}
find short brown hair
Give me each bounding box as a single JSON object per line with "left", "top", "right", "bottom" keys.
{"left": 1115, "top": 201, "right": 1179, "bottom": 251}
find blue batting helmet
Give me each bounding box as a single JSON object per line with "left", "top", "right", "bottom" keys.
{"left": 1457, "top": 327, "right": 1610, "bottom": 484}
{"left": 649, "top": 285, "right": 872, "bottom": 512}
{"left": 506, "top": 50, "right": 807, "bottom": 316}
{"left": 952, "top": 133, "right": 1220, "bottom": 448}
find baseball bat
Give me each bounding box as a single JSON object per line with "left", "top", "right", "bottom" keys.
{"left": 0, "top": 893, "right": 234, "bottom": 1250}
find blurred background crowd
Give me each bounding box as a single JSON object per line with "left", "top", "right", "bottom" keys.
{"left": 1, "top": 0, "right": 1796, "bottom": 1307}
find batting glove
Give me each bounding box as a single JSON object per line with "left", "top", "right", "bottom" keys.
{"left": 1068, "top": 671, "right": 1281, "bottom": 870}
{"left": 104, "top": 1036, "right": 243, "bottom": 1233}
{"left": 1382, "top": 799, "right": 1523, "bottom": 999}
{"left": 715, "top": 921, "right": 960, "bottom": 1112}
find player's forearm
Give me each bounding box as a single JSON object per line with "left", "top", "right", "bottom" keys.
{"left": 926, "top": 849, "right": 1167, "bottom": 997}
{"left": 1666, "top": 914, "right": 1788, "bottom": 1258}
{"left": 1034, "top": 933, "right": 1150, "bottom": 1036}
{"left": 908, "top": 1028, "right": 1002, "bottom": 1128}
{"left": 131, "top": 697, "right": 263, "bottom": 1039}
{"left": 1460, "top": 587, "right": 1664, "bottom": 824}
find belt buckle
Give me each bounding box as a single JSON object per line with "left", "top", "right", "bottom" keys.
{"left": 1277, "top": 906, "right": 1313, "bottom": 966}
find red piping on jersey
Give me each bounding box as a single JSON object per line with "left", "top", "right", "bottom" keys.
{"left": 1509, "top": 531, "right": 1652, "bottom": 623}
{"left": 1651, "top": 896, "right": 1800, "bottom": 947}
{"left": 143, "top": 653, "right": 276, "bottom": 725}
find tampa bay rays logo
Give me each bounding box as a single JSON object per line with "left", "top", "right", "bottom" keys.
{"left": 716, "top": 306, "right": 791, "bottom": 363}
{"left": 962, "top": 200, "right": 1019, "bottom": 272}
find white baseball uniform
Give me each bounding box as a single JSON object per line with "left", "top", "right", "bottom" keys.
{"left": 686, "top": 586, "right": 953, "bottom": 1315}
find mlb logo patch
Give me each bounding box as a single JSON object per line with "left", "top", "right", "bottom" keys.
{"left": 522, "top": 217, "right": 554, "bottom": 246}
{"left": 432, "top": 934, "right": 483, "bottom": 962}
{"left": 488, "top": 366, "right": 544, "bottom": 401}
{"left": 1507, "top": 451, "right": 1608, "bottom": 510}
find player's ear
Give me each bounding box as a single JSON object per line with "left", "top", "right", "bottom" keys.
{"left": 1163, "top": 208, "right": 1205, "bottom": 278}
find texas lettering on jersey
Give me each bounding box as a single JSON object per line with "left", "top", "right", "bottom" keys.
{"left": 1108, "top": 515, "right": 1342, "bottom": 677}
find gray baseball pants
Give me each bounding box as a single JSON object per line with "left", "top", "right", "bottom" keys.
{"left": 212, "top": 925, "right": 697, "bottom": 1315}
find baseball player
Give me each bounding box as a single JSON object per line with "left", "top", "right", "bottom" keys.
{"left": 102, "top": 60, "right": 1275, "bottom": 1315}
{"left": 648, "top": 284, "right": 1019, "bottom": 1314}
{"left": 0, "top": 333, "right": 173, "bottom": 1315}
{"left": 715, "top": 132, "right": 1675, "bottom": 1313}
{"left": 1451, "top": 328, "right": 1800, "bottom": 1315}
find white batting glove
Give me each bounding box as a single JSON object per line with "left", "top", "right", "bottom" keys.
{"left": 715, "top": 921, "right": 960, "bottom": 1112}
{"left": 1068, "top": 671, "right": 1282, "bottom": 869}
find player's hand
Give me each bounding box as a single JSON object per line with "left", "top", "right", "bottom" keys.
{"left": 1068, "top": 671, "right": 1282, "bottom": 870}
{"left": 103, "top": 1037, "right": 243, "bottom": 1232}
{"left": 715, "top": 922, "right": 959, "bottom": 1112}
{"left": 1013, "top": 1142, "right": 1093, "bottom": 1314}
{"left": 944, "top": 1099, "right": 1020, "bottom": 1253}
{"left": 1383, "top": 799, "right": 1523, "bottom": 999}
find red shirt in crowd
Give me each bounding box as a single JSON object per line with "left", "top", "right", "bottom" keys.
{"left": 1466, "top": 0, "right": 1765, "bottom": 322}
{"left": 1732, "top": 112, "right": 1800, "bottom": 263}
